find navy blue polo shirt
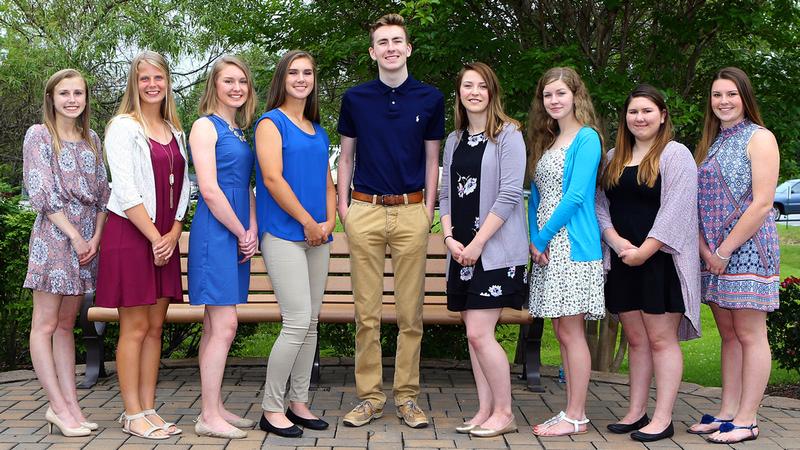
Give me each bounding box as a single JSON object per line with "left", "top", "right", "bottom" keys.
{"left": 338, "top": 75, "right": 445, "bottom": 195}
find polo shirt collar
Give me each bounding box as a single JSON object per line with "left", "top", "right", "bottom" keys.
{"left": 376, "top": 74, "right": 418, "bottom": 94}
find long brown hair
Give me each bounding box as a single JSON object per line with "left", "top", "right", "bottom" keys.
{"left": 42, "top": 69, "right": 97, "bottom": 154}
{"left": 264, "top": 50, "right": 320, "bottom": 123}
{"left": 198, "top": 55, "right": 258, "bottom": 129}
{"left": 694, "top": 67, "right": 765, "bottom": 164}
{"left": 526, "top": 67, "right": 602, "bottom": 177}
{"left": 453, "top": 62, "right": 520, "bottom": 142}
{"left": 601, "top": 84, "right": 673, "bottom": 190}
{"left": 113, "top": 51, "right": 182, "bottom": 134}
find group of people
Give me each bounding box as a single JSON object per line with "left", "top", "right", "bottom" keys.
{"left": 22, "top": 13, "right": 779, "bottom": 446}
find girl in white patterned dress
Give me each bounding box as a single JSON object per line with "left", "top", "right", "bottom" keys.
{"left": 526, "top": 67, "right": 605, "bottom": 436}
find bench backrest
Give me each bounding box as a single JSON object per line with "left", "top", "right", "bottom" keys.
{"left": 178, "top": 231, "right": 447, "bottom": 305}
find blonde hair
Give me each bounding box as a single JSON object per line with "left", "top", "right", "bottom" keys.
{"left": 369, "top": 13, "right": 409, "bottom": 45}
{"left": 526, "top": 67, "right": 602, "bottom": 178}
{"left": 42, "top": 69, "right": 96, "bottom": 154}
{"left": 601, "top": 84, "right": 673, "bottom": 190}
{"left": 198, "top": 55, "right": 257, "bottom": 129}
{"left": 453, "top": 62, "right": 520, "bottom": 142}
{"left": 695, "top": 66, "right": 765, "bottom": 165}
{"left": 264, "top": 50, "right": 320, "bottom": 123}
{"left": 114, "top": 51, "right": 182, "bottom": 134}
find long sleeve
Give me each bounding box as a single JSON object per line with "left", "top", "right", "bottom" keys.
{"left": 488, "top": 127, "right": 526, "bottom": 221}
{"left": 104, "top": 117, "right": 144, "bottom": 211}
{"left": 528, "top": 182, "right": 540, "bottom": 242}
{"left": 23, "top": 125, "right": 63, "bottom": 215}
{"left": 648, "top": 142, "right": 698, "bottom": 255}
{"left": 531, "top": 129, "right": 601, "bottom": 252}
{"left": 438, "top": 133, "right": 456, "bottom": 217}
{"left": 595, "top": 150, "right": 615, "bottom": 233}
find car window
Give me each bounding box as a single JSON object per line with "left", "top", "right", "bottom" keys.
{"left": 792, "top": 183, "right": 800, "bottom": 194}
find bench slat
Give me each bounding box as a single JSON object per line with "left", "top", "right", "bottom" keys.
{"left": 88, "top": 303, "right": 531, "bottom": 325}
{"left": 181, "top": 257, "right": 448, "bottom": 275}
{"left": 179, "top": 232, "right": 447, "bottom": 255}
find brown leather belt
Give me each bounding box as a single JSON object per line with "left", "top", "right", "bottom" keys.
{"left": 351, "top": 190, "right": 424, "bottom": 206}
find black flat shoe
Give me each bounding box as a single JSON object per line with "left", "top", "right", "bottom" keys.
{"left": 607, "top": 414, "right": 649, "bottom": 434}
{"left": 286, "top": 408, "right": 329, "bottom": 430}
{"left": 259, "top": 413, "right": 303, "bottom": 437}
{"left": 631, "top": 421, "right": 674, "bottom": 442}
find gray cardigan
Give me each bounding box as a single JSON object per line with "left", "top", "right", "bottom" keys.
{"left": 439, "top": 123, "right": 529, "bottom": 275}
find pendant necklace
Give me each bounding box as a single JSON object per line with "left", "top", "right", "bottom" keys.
{"left": 155, "top": 136, "right": 176, "bottom": 209}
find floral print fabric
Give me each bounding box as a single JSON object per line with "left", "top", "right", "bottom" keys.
{"left": 22, "top": 124, "right": 110, "bottom": 295}
{"left": 529, "top": 145, "right": 605, "bottom": 320}
{"left": 446, "top": 131, "right": 527, "bottom": 312}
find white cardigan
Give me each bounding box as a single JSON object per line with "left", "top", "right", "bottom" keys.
{"left": 104, "top": 115, "right": 190, "bottom": 222}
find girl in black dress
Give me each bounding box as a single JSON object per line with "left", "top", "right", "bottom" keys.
{"left": 439, "top": 62, "right": 528, "bottom": 438}
{"left": 597, "top": 84, "right": 699, "bottom": 442}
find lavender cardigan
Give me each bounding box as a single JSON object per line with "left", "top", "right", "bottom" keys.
{"left": 439, "top": 124, "right": 529, "bottom": 275}
{"left": 596, "top": 141, "right": 701, "bottom": 340}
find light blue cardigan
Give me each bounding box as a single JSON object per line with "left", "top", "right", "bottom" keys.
{"left": 528, "top": 126, "right": 602, "bottom": 261}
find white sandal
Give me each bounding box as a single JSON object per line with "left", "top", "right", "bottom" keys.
{"left": 533, "top": 411, "right": 590, "bottom": 436}
{"left": 143, "top": 409, "right": 183, "bottom": 435}
{"left": 119, "top": 411, "right": 170, "bottom": 440}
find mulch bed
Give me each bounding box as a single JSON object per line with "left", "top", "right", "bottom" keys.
{"left": 767, "top": 383, "right": 800, "bottom": 400}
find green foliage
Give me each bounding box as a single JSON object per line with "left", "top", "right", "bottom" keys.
{"left": 768, "top": 277, "right": 800, "bottom": 377}
{"left": 0, "top": 183, "right": 36, "bottom": 369}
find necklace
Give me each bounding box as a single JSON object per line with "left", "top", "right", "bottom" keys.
{"left": 153, "top": 137, "right": 176, "bottom": 209}
{"left": 228, "top": 123, "right": 247, "bottom": 143}
{"left": 215, "top": 114, "right": 247, "bottom": 143}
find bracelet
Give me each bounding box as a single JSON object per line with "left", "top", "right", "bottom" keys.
{"left": 714, "top": 248, "right": 731, "bottom": 261}
{"left": 444, "top": 235, "right": 453, "bottom": 243}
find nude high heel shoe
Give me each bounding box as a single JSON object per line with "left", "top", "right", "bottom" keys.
{"left": 45, "top": 407, "right": 91, "bottom": 437}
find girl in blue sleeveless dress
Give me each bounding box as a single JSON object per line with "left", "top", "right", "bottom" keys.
{"left": 187, "top": 56, "right": 258, "bottom": 439}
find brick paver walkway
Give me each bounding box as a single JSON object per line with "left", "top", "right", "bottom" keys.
{"left": 1, "top": 358, "right": 799, "bottom": 449}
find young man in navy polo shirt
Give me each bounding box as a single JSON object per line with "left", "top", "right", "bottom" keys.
{"left": 336, "top": 13, "right": 445, "bottom": 429}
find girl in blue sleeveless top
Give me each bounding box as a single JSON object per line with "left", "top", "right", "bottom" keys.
{"left": 254, "top": 50, "right": 334, "bottom": 438}
{"left": 187, "top": 56, "right": 257, "bottom": 439}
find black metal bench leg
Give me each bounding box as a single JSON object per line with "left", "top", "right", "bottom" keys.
{"left": 78, "top": 293, "right": 107, "bottom": 389}
{"left": 311, "top": 323, "right": 320, "bottom": 386}
{"left": 515, "top": 318, "right": 545, "bottom": 392}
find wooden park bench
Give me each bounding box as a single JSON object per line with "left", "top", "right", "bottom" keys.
{"left": 78, "top": 232, "right": 545, "bottom": 391}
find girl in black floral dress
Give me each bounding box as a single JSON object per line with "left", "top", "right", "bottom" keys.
{"left": 439, "top": 62, "right": 529, "bottom": 438}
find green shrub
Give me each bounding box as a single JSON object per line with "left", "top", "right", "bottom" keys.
{"left": 0, "top": 183, "right": 36, "bottom": 370}
{"left": 318, "top": 323, "right": 471, "bottom": 359}
{"left": 768, "top": 276, "right": 800, "bottom": 376}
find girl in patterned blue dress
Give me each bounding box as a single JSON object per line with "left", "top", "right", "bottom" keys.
{"left": 690, "top": 67, "right": 780, "bottom": 445}
{"left": 187, "top": 56, "right": 258, "bottom": 439}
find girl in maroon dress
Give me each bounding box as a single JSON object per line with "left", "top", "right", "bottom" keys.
{"left": 96, "top": 51, "right": 190, "bottom": 440}
{"left": 24, "top": 69, "right": 110, "bottom": 437}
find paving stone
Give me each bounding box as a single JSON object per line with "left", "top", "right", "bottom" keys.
{"left": 0, "top": 360, "right": 798, "bottom": 450}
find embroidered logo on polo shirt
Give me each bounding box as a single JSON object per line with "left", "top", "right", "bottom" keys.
{"left": 415, "top": 115, "right": 419, "bottom": 122}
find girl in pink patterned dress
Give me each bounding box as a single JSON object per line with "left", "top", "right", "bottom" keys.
{"left": 23, "top": 69, "right": 110, "bottom": 436}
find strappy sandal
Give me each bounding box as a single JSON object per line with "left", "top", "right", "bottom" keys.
{"left": 706, "top": 422, "right": 758, "bottom": 444}
{"left": 143, "top": 409, "right": 182, "bottom": 435}
{"left": 119, "top": 411, "right": 170, "bottom": 440}
{"left": 687, "top": 413, "right": 733, "bottom": 435}
{"left": 532, "top": 411, "right": 590, "bottom": 436}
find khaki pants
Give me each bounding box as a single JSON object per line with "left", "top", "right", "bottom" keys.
{"left": 261, "top": 233, "right": 330, "bottom": 412}
{"left": 345, "top": 200, "right": 430, "bottom": 406}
